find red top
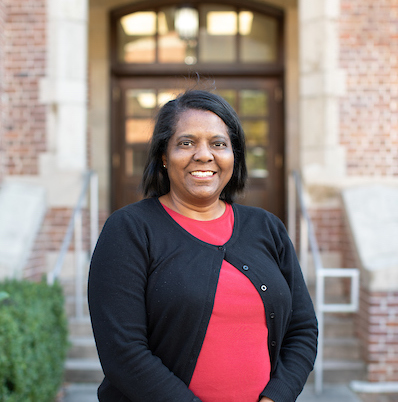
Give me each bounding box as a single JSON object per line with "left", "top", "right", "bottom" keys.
{"left": 162, "top": 203, "right": 271, "bottom": 402}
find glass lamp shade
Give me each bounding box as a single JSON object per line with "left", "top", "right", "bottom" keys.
{"left": 175, "top": 7, "right": 199, "bottom": 40}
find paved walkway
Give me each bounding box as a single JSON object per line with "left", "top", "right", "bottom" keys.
{"left": 297, "top": 384, "right": 361, "bottom": 402}
{"left": 61, "top": 383, "right": 364, "bottom": 402}
{"left": 61, "top": 384, "right": 98, "bottom": 402}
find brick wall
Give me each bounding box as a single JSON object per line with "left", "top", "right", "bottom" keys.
{"left": 339, "top": 0, "right": 398, "bottom": 383}
{"left": 357, "top": 288, "right": 398, "bottom": 382}
{"left": 24, "top": 208, "right": 73, "bottom": 281}
{"left": 340, "top": 0, "right": 398, "bottom": 176}
{"left": 24, "top": 207, "right": 109, "bottom": 281}
{"left": 2, "top": 0, "right": 46, "bottom": 176}
{"left": 309, "top": 208, "right": 344, "bottom": 254}
{"left": 0, "top": 0, "right": 6, "bottom": 183}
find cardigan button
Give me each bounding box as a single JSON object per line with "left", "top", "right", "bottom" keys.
{"left": 270, "top": 313, "right": 275, "bottom": 319}
{"left": 260, "top": 284, "right": 267, "bottom": 291}
{"left": 242, "top": 265, "right": 249, "bottom": 271}
{"left": 271, "top": 341, "right": 276, "bottom": 347}
{"left": 218, "top": 246, "right": 225, "bottom": 251}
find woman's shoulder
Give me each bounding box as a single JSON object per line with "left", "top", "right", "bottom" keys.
{"left": 105, "top": 198, "right": 162, "bottom": 226}
{"left": 120, "top": 197, "right": 159, "bottom": 214}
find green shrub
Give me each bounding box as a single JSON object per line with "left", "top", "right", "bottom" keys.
{"left": 0, "top": 279, "right": 69, "bottom": 402}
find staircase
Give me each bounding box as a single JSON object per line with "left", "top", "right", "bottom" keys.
{"left": 61, "top": 277, "right": 365, "bottom": 386}
{"left": 308, "top": 280, "right": 366, "bottom": 384}
{"left": 62, "top": 278, "right": 103, "bottom": 384}
{"left": 321, "top": 313, "right": 365, "bottom": 382}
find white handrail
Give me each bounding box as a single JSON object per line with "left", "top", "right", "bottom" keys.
{"left": 288, "top": 170, "right": 360, "bottom": 395}
{"left": 47, "top": 170, "right": 98, "bottom": 320}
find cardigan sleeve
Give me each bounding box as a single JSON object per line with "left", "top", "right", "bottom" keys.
{"left": 88, "top": 208, "right": 201, "bottom": 402}
{"left": 260, "top": 217, "right": 318, "bottom": 402}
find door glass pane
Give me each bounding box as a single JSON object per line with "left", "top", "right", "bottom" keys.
{"left": 240, "top": 90, "right": 268, "bottom": 117}
{"left": 125, "top": 148, "right": 133, "bottom": 176}
{"left": 216, "top": 89, "right": 237, "bottom": 109}
{"left": 117, "top": 12, "right": 157, "bottom": 63}
{"left": 158, "top": 7, "right": 198, "bottom": 64}
{"left": 125, "top": 146, "right": 148, "bottom": 176}
{"left": 125, "top": 119, "right": 153, "bottom": 144}
{"left": 199, "top": 5, "right": 237, "bottom": 62}
{"left": 242, "top": 120, "right": 269, "bottom": 178}
{"left": 158, "top": 88, "right": 184, "bottom": 106}
{"left": 240, "top": 12, "right": 278, "bottom": 63}
{"left": 116, "top": 7, "right": 280, "bottom": 65}
{"left": 126, "top": 89, "right": 157, "bottom": 117}
{"left": 124, "top": 88, "right": 184, "bottom": 176}
{"left": 125, "top": 117, "right": 152, "bottom": 176}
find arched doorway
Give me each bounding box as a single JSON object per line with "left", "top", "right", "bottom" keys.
{"left": 110, "top": 0, "right": 285, "bottom": 219}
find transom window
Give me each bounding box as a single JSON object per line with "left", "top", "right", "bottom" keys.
{"left": 116, "top": 4, "right": 279, "bottom": 65}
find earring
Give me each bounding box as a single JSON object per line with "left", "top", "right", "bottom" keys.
{"left": 163, "top": 164, "right": 166, "bottom": 168}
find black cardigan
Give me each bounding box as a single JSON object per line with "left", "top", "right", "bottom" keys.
{"left": 88, "top": 198, "right": 317, "bottom": 402}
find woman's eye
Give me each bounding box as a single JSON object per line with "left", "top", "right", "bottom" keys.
{"left": 179, "top": 141, "right": 193, "bottom": 146}
{"left": 214, "top": 142, "right": 227, "bottom": 147}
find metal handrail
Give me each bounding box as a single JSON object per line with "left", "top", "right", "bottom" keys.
{"left": 47, "top": 170, "right": 98, "bottom": 320}
{"left": 288, "top": 170, "right": 359, "bottom": 395}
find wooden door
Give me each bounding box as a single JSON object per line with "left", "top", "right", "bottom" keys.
{"left": 111, "top": 77, "right": 284, "bottom": 218}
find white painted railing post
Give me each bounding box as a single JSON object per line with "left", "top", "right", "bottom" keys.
{"left": 90, "top": 171, "right": 99, "bottom": 255}
{"left": 288, "top": 174, "right": 297, "bottom": 247}
{"left": 74, "top": 209, "right": 84, "bottom": 320}
{"left": 300, "top": 215, "right": 308, "bottom": 279}
{"left": 315, "top": 271, "right": 325, "bottom": 394}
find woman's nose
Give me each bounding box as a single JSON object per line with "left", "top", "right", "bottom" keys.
{"left": 193, "top": 143, "right": 214, "bottom": 162}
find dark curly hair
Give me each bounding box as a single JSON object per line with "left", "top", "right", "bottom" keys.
{"left": 141, "top": 90, "right": 247, "bottom": 204}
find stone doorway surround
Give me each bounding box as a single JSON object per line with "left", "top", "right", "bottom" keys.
{"left": 4, "top": 0, "right": 349, "bottom": 273}
{"left": 87, "top": 0, "right": 349, "bottom": 212}
{"left": 88, "top": 0, "right": 299, "bottom": 212}
{"left": 4, "top": 0, "right": 350, "bottom": 217}
{"left": 299, "top": 0, "right": 347, "bottom": 183}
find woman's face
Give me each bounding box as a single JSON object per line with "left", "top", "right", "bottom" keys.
{"left": 162, "top": 109, "right": 234, "bottom": 206}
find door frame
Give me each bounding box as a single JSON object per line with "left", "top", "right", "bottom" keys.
{"left": 109, "top": 0, "right": 286, "bottom": 219}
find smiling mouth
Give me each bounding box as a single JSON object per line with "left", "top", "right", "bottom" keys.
{"left": 190, "top": 171, "right": 216, "bottom": 178}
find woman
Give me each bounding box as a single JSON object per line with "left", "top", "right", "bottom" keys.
{"left": 88, "top": 90, "right": 317, "bottom": 402}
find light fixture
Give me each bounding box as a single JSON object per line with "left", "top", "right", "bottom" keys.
{"left": 175, "top": 6, "right": 199, "bottom": 41}
{"left": 137, "top": 92, "right": 157, "bottom": 109}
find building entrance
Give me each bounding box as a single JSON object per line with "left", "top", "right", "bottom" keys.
{"left": 110, "top": 1, "right": 285, "bottom": 218}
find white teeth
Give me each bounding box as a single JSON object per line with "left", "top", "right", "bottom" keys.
{"left": 191, "top": 171, "right": 214, "bottom": 177}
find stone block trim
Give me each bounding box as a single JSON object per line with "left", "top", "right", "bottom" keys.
{"left": 340, "top": 0, "right": 398, "bottom": 176}
{"left": 1, "top": 0, "right": 47, "bottom": 176}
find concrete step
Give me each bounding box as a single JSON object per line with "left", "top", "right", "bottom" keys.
{"left": 323, "top": 337, "right": 361, "bottom": 360}
{"left": 64, "top": 358, "right": 103, "bottom": 383}
{"left": 323, "top": 359, "right": 365, "bottom": 371}
{"left": 62, "top": 278, "right": 366, "bottom": 385}
{"left": 68, "top": 318, "right": 93, "bottom": 337}
{"left": 307, "top": 359, "right": 366, "bottom": 384}
{"left": 323, "top": 314, "right": 356, "bottom": 338}
{"left": 65, "top": 299, "right": 90, "bottom": 317}
{"left": 323, "top": 359, "right": 366, "bottom": 383}
{"left": 64, "top": 317, "right": 103, "bottom": 383}
{"left": 68, "top": 336, "right": 98, "bottom": 359}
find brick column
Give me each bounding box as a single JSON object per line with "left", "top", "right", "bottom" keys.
{"left": 1, "top": 0, "right": 47, "bottom": 177}
{"left": 0, "top": 0, "right": 5, "bottom": 183}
